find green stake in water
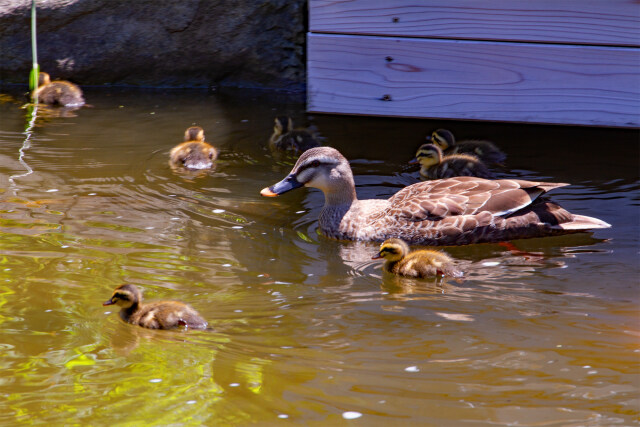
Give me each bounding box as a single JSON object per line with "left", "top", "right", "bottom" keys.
{"left": 29, "top": 0, "right": 39, "bottom": 99}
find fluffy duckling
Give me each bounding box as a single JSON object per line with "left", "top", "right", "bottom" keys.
{"left": 269, "top": 116, "right": 320, "bottom": 155}
{"left": 32, "top": 72, "right": 85, "bottom": 107}
{"left": 169, "top": 126, "right": 218, "bottom": 170}
{"left": 103, "top": 284, "right": 208, "bottom": 330}
{"left": 410, "top": 143, "right": 494, "bottom": 180}
{"left": 373, "top": 238, "right": 462, "bottom": 278}
{"left": 428, "top": 129, "right": 506, "bottom": 165}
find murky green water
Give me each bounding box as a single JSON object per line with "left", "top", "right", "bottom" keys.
{"left": 0, "top": 86, "right": 638, "bottom": 425}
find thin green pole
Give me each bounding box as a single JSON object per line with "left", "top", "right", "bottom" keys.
{"left": 29, "top": 0, "right": 39, "bottom": 94}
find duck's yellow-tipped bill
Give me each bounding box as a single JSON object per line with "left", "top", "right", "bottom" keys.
{"left": 260, "top": 174, "right": 303, "bottom": 197}
{"left": 260, "top": 187, "right": 278, "bottom": 197}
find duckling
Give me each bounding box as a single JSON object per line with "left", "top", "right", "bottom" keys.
{"left": 269, "top": 116, "right": 320, "bottom": 155}
{"left": 410, "top": 143, "right": 494, "bottom": 180}
{"left": 373, "top": 238, "right": 462, "bottom": 278}
{"left": 428, "top": 129, "right": 506, "bottom": 165}
{"left": 169, "top": 126, "right": 218, "bottom": 170}
{"left": 103, "top": 284, "right": 208, "bottom": 330}
{"left": 32, "top": 72, "right": 85, "bottom": 107}
{"left": 260, "top": 147, "right": 610, "bottom": 246}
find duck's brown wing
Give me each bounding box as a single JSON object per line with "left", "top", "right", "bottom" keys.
{"left": 386, "top": 176, "right": 568, "bottom": 221}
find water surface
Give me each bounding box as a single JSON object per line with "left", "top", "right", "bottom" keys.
{"left": 0, "top": 86, "right": 638, "bottom": 425}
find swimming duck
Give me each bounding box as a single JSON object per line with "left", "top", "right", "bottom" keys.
{"left": 169, "top": 126, "right": 218, "bottom": 170}
{"left": 260, "top": 147, "right": 610, "bottom": 246}
{"left": 32, "top": 72, "right": 85, "bottom": 107}
{"left": 428, "top": 129, "right": 506, "bottom": 165}
{"left": 373, "top": 238, "right": 462, "bottom": 278}
{"left": 269, "top": 116, "right": 320, "bottom": 155}
{"left": 103, "top": 284, "right": 207, "bottom": 330}
{"left": 410, "top": 143, "right": 494, "bottom": 180}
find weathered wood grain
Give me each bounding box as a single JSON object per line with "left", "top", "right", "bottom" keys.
{"left": 309, "top": 0, "right": 640, "bottom": 47}
{"left": 307, "top": 34, "right": 640, "bottom": 127}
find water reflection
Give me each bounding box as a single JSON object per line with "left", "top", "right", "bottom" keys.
{"left": 0, "top": 86, "right": 637, "bottom": 425}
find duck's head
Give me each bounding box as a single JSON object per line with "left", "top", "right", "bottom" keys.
{"left": 427, "top": 129, "right": 455, "bottom": 150}
{"left": 103, "top": 284, "right": 142, "bottom": 308}
{"left": 261, "top": 146, "right": 355, "bottom": 200}
{"left": 409, "top": 143, "right": 443, "bottom": 168}
{"left": 372, "top": 238, "right": 410, "bottom": 262}
{"left": 184, "top": 126, "right": 205, "bottom": 142}
{"left": 38, "top": 72, "right": 51, "bottom": 87}
{"left": 273, "top": 116, "right": 293, "bottom": 136}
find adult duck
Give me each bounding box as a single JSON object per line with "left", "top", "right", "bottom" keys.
{"left": 260, "top": 147, "right": 609, "bottom": 246}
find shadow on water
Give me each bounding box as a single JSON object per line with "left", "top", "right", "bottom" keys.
{"left": 0, "top": 85, "right": 637, "bottom": 425}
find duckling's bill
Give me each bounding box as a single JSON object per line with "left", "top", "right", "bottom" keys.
{"left": 102, "top": 298, "right": 116, "bottom": 306}
{"left": 261, "top": 174, "right": 303, "bottom": 197}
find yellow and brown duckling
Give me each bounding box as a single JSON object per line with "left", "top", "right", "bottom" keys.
{"left": 428, "top": 128, "right": 506, "bottom": 165}
{"left": 269, "top": 116, "right": 321, "bottom": 155}
{"left": 373, "top": 238, "right": 462, "bottom": 278}
{"left": 169, "top": 126, "right": 218, "bottom": 170}
{"left": 410, "top": 143, "right": 494, "bottom": 180}
{"left": 32, "top": 72, "right": 85, "bottom": 107}
{"left": 103, "top": 284, "right": 208, "bottom": 330}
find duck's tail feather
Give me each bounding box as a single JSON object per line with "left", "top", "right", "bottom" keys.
{"left": 552, "top": 214, "right": 611, "bottom": 230}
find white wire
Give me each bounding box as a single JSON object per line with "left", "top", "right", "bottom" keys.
{"left": 8, "top": 104, "right": 38, "bottom": 195}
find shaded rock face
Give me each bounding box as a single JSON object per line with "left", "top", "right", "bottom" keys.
{"left": 0, "top": 0, "right": 306, "bottom": 90}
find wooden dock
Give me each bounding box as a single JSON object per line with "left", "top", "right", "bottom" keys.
{"left": 307, "top": 0, "right": 640, "bottom": 127}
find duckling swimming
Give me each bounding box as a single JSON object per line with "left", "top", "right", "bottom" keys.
{"left": 32, "top": 72, "right": 85, "bottom": 107}
{"left": 169, "top": 126, "right": 218, "bottom": 170}
{"left": 269, "top": 116, "right": 320, "bottom": 155}
{"left": 260, "top": 147, "right": 610, "bottom": 246}
{"left": 428, "top": 129, "right": 506, "bottom": 165}
{"left": 373, "top": 238, "right": 462, "bottom": 278}
{"left": 410, "top": 143, "right": 494, "bottom": 180}
{"left": 103, "top": 284, "right": 207, "bottom": 330}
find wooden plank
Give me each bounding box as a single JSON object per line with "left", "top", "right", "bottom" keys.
{"left": 309, "top": 0, "right": 640, "bottom": 47}
{"left": 307, "top": 33, "right": 640, "bottom": 127}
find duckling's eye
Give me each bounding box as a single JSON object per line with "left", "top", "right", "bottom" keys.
{"left": 208, "top": 152, "right": 214, "bottom": 159}
{"left": 310, "top": 160, "right": 320, "bottom": 168}
{"left": 114, "top": 292, "right": 129, "bottom": 301}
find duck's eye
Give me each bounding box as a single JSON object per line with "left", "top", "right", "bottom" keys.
{"left": 209, "top": 152, "right": 214, "bottom": 159}
{"left": 310, "top": 160, "right": 320, "bottom": 168}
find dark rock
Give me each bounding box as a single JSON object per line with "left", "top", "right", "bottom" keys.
{"left": 0, "top": 0, "right": 306, "bottom": 90}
